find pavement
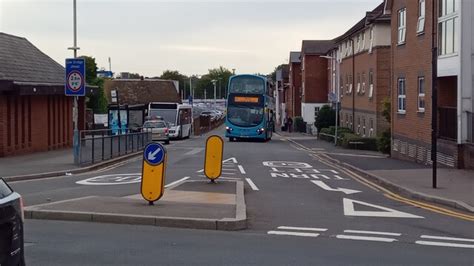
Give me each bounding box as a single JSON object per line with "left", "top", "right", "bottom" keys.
{"left": 278, "top": 130, "right": 474, "bottom": 213}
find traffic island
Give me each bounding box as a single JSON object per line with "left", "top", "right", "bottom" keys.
{"left": 24, "top": 180, "right": 247, "bottom": 231}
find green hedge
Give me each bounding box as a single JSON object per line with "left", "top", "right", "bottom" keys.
{"left": 294, "top": 116, "right": 306, "bottom": 133}
{"left": 318, "top": 126, "right": 353, "bottom": 143}
{"left": 341, "top": 133, "right": 378, "bottom": 151}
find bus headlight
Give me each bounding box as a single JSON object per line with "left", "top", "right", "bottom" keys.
{"left": 257, "top": 128, "right": 265, "bottom": 134}
{"left": 226, "top": 126, "right": 233, "bottom": 132}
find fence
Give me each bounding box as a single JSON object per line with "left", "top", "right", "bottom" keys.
{"left": 78, "top": 129, "right": 151, "bottom": 166}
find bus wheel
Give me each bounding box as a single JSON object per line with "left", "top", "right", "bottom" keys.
{"left": 229, "top": 137, "right": 234, "bottom": 142}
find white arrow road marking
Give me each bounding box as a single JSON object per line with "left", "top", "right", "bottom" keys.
{"left": 343, "top": 198, "right": 424, "bottom": 218}
{"left": 148, "top": 147, "right": 162, "bottom": 161}
{"left": 311, "top": 180, "right": 361, "bottom": 195}
{"left": 222, "top": 157, "right": 238, "bottom": 164}
{"left": 245, "top": 178, "right": 259, "bottom": 191}
{"left": 267, "top": 231, "right": 320, "bottom": 238}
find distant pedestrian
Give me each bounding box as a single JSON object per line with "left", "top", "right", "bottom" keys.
{"left": 288, "top": 117, "right": 293, "bottom": 133}
{"left": 282, "top": 116, "right": 288, "bottom": 131}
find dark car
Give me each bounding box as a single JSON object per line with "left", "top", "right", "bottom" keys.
{"left": 0, "top": 178, "right": 25, "bottom": 266}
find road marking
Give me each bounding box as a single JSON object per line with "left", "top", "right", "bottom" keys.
{"left": 263, "top": 161, "right": 312, "bottom": 168}
{"left": 197, "top": 169, "right": 204, "bottom": 173}
{"left": 415, "top": 241, "right": 474, "bottom": 249}
{"left": 325, "top": 152, "right": 386, "bottom": 158}
{"left": 311, "top": 180, "right": 361, "bottom": 195}
{"left": 420, "top": 235, "right": 474, "bottom": 242}
{"left": 219, "top": 177, "right": 241, "bottom": 180}
{"left": 221, "top": 168, "right": 237, "bottom": 171}
{"left": 336, "top": 235, "right": 397, "bottom": 243}
{"left": 267, "top": 231, "right": 320, "bottom": 238}
{"left": 222, "top": 157, "right": 238, "bottom": 164}
{"left": 245, "top": 178, "right": 259, "bottom": 191}
{"left": 344, "top": 230, "right": 401, "bottom": 236}
{"left": 343, "top": 198, "right": 424, "bottom": 218}
{"left": 165, "top": 176, "right": 190, "bottom": 188}
{"left": 287, "top": 138, "right": 474, "bottom": 222}
{"left": 238, "top": 165, "right": 246, "bottom": 174}
{"left": 277, "top": 226, "right": 328, "bottom": 232}
{"left": 76, "top": 174, "right": 142, "bottom": 185}
{"left": 184, "top": 148, "right": 204, "bottom": 155}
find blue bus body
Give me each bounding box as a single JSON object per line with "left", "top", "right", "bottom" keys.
{"left": 225, "top": 74, "right": 275, "bottom": 141}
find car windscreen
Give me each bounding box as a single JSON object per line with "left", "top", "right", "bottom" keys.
{"left": 0, "top": 179, "right": 13, "bottom": 199}
{"left": 143, "top": 121, "right": 167, "bottom": 128}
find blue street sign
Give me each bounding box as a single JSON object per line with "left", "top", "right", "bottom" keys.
{"left": 144, "top": 143, "right": 165, "bottom": 165}
{"left": 65, "top": 58, "right": 86, "bottom": 96}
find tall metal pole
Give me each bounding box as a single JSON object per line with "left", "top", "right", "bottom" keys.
{"left": 431, "top": 0, "right": 438, "bottom": 188}
{"left": 213, "top": 81, "right": 217, "bottom": 108}
{"left": 351, "top": 38, "right": 355, "bottom": 131}
{"left": 72, "top": 0, "right": 79, "bottom": 164}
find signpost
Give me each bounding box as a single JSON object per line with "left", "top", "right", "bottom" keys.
{"left": 141, "top": 143, "right": 166, "bottom": 205}
{"left": 204, "top": 135, "right": 224, "bottom": 182}
{"left": 65, "top": 58, "right": 86, "bottom": 96}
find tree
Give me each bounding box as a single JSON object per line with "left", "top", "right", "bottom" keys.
{"left": 314, "top": 105, "right": 336, "bottom": 131}
{"left": 268, "top": 64, "right": 286, "bottom": 81}
{"left": 160, "top": 70, "right": 188, "bottom": 98}
{"left": 195, "top": 66, "right": 233, "bottom": 99}
{"left": 80, "top": 55, "right": 108, "bottom": 114}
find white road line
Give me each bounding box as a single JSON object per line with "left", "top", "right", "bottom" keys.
{"left": 198, "top": 175, "right": 236, "bottom": 179}
{"left": 344, "top": 230, "right": 401, "bottom": 236}
{"left": 184, "top": 148, "right": 204, "bottom": 156}
{"left": 238, "top": 165, "right": 246, "bottom": 174}
{"left": 221, "top": 168, "right": 237, "bottom": 171}
{"left": 221, "top": 172, "right": 236, "bottom": 175}
{"left": 196, "top": 169, "right": 204, "bottom": 173}
{"left": 336, "top": 235, "right": 397, "bottom": 243}
{"left": 268, "top": 231, "right": 320, "bottom": 238}
{"left": 245, "top": 178, "right": 259, "bottom": 191}
{"left": 415, "top": 241, "right": 474, "bottom": 249}
{"left": 165, "top": 176, "right": 190, "bottom": 188}
{"left": 220, "top": 177, "right": 241, "bottom": 180}
{"left": 420, "top": 235, "right": 474, "bottom": 243}
{"left": 277, "top": 226, "right": 327, "bottom": 232}
{"left": 311, "top": 180, "right": 361, "bottom": 195}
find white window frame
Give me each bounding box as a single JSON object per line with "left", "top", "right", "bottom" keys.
{"left": 418, "top": 77, "right": 425, "bottom": 112}
{"left": 397, "top": 78, "right": 406, "bottom": 114}
{"left": 398, "top": 8, "right": 407, "bottom": 44}
{"left": 417, "top": 0, "right": 426, "bottom": 34}
{"left": 438, "top": 1, "right": 458, "bottom": 56}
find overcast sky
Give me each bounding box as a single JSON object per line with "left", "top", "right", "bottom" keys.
{"left": 1, "top": 0, "right": 383, "bottom": 77}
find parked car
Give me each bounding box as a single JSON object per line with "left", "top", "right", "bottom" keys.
{"left": 200, "top": 111, "right": 217, "bottom": 122}
{"left": 143, "top": 120, "right": 170, "bottom": 144}
{"left": 0, "top": 178, "right": 25, "bottom": 266}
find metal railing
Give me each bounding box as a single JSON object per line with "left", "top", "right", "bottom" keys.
{"left": 78, "top": 128, "right": 151, "bottom": 166}
{"left": 468, "top": 111, "right": 473, "bottom": 143}
{"left": 438, "top": 107, "right": 457, "bottom": 141}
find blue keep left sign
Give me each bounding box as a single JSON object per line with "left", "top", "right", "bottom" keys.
{"left": 65, "top": 58, "right": 86, "bottom": 96}
{"left": 144, "top": 143, "right": 165, "bottom": 165}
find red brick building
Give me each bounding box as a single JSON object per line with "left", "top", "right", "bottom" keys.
{"left": 288, "top": 51, "right": 302, "bottom": 118}
{"left": 385, "top": 0, "right": 473, "bottom": 168}
{"left": 300, "top": 40, "right": 334, "bottom": 127}
{"left": 0, "top": 32, "right": 87, "bottom": 157}
{"left": 335, "top": 3, "right": 392, "bottom": 137}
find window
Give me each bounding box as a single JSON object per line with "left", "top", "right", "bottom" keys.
{"left": 356, "top": 73, "right": 361, "bottom": 94}
{"left": 369, "top": 118, "right": 374, "bottom": 137}
{"left": 438, "top": 0, "right": 458, "bottom": 55}
{"left": 362, "top": 117, "right": 366, "bottom": 137}
{"left": 397, "top": 78, "right": 406, "bottom": 113}
{"left": 357, "top": 116, "right": 361, "bottom": 135}
{"left": 361, "top": 31, "right": 365, "bottom": 50}
{"left": 418, "top": 77, "right": 425, "bottom": 112}
{"left": 417, "top": 0, "right": 426, "bottom": 33}
{"left": 362, "top": 72, "right": 366, "bottom": 94}
{"left": 398, "top": 8, "right": 407, "bottom": 44}
{"left": 348, "top": 75, "right": 353, "bottom": 94}
{"left": 314, "top": 107, "right": 320, "bottom": 121}
{"left": 368, "top": 71, "right": 374, "bottom": 98}
{"left": 356, "top": 35, "right": 360, "bottom": 52}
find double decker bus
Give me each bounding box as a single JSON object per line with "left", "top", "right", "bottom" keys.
{"left": 225, "top": 74, "right": 275, "bottom": 141}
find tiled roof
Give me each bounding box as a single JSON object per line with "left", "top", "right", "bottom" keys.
{"left": 289, "top": 51, "right": 301, "bottom": 63}
{"left": 0, "top": 32, "right": 64, "bottom": 84}
{"left": 103, "top": 79, "right": 181, "bottom": 105}
{"left": 301, "top": 40, "right": 336, "bottom": 55}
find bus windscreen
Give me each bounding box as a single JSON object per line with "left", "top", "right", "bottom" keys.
{"left": 229, "top": 76, "right": 265, "bottom": 94}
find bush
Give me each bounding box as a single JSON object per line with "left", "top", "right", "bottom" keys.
{"left": 319, "top": 126, "right": 353, "bottom": 143}
{"left": 294, "top": 116, "right": 306, "bottom": 133}
{"left": 341, "top": 133, "right": 378, "bottom": 151}
{"left": 314, "top": 105, "right": 335, "bottom": 131}
{"left": 319, "top": 128, "right": 334, "bottom": 142}
{"left": 377, "top": 129, "right": 391, "bottom": 154}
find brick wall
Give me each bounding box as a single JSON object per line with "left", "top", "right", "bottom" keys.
{"left": 290, "top": 62, "right": 302, "bottom": 117}
{"left": 0, "top": 94, "right": 74, "bottom": 157}
{"left": 302, "top": 55, "right": 328, "bottom": 104}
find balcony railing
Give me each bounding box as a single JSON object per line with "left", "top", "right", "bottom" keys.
{"left": 438, "top": 106, "right": 457, "bottom": 141}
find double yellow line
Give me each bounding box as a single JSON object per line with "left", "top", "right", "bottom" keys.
{"left": 285, "top": 137, "right": 474, "bottom": 222}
